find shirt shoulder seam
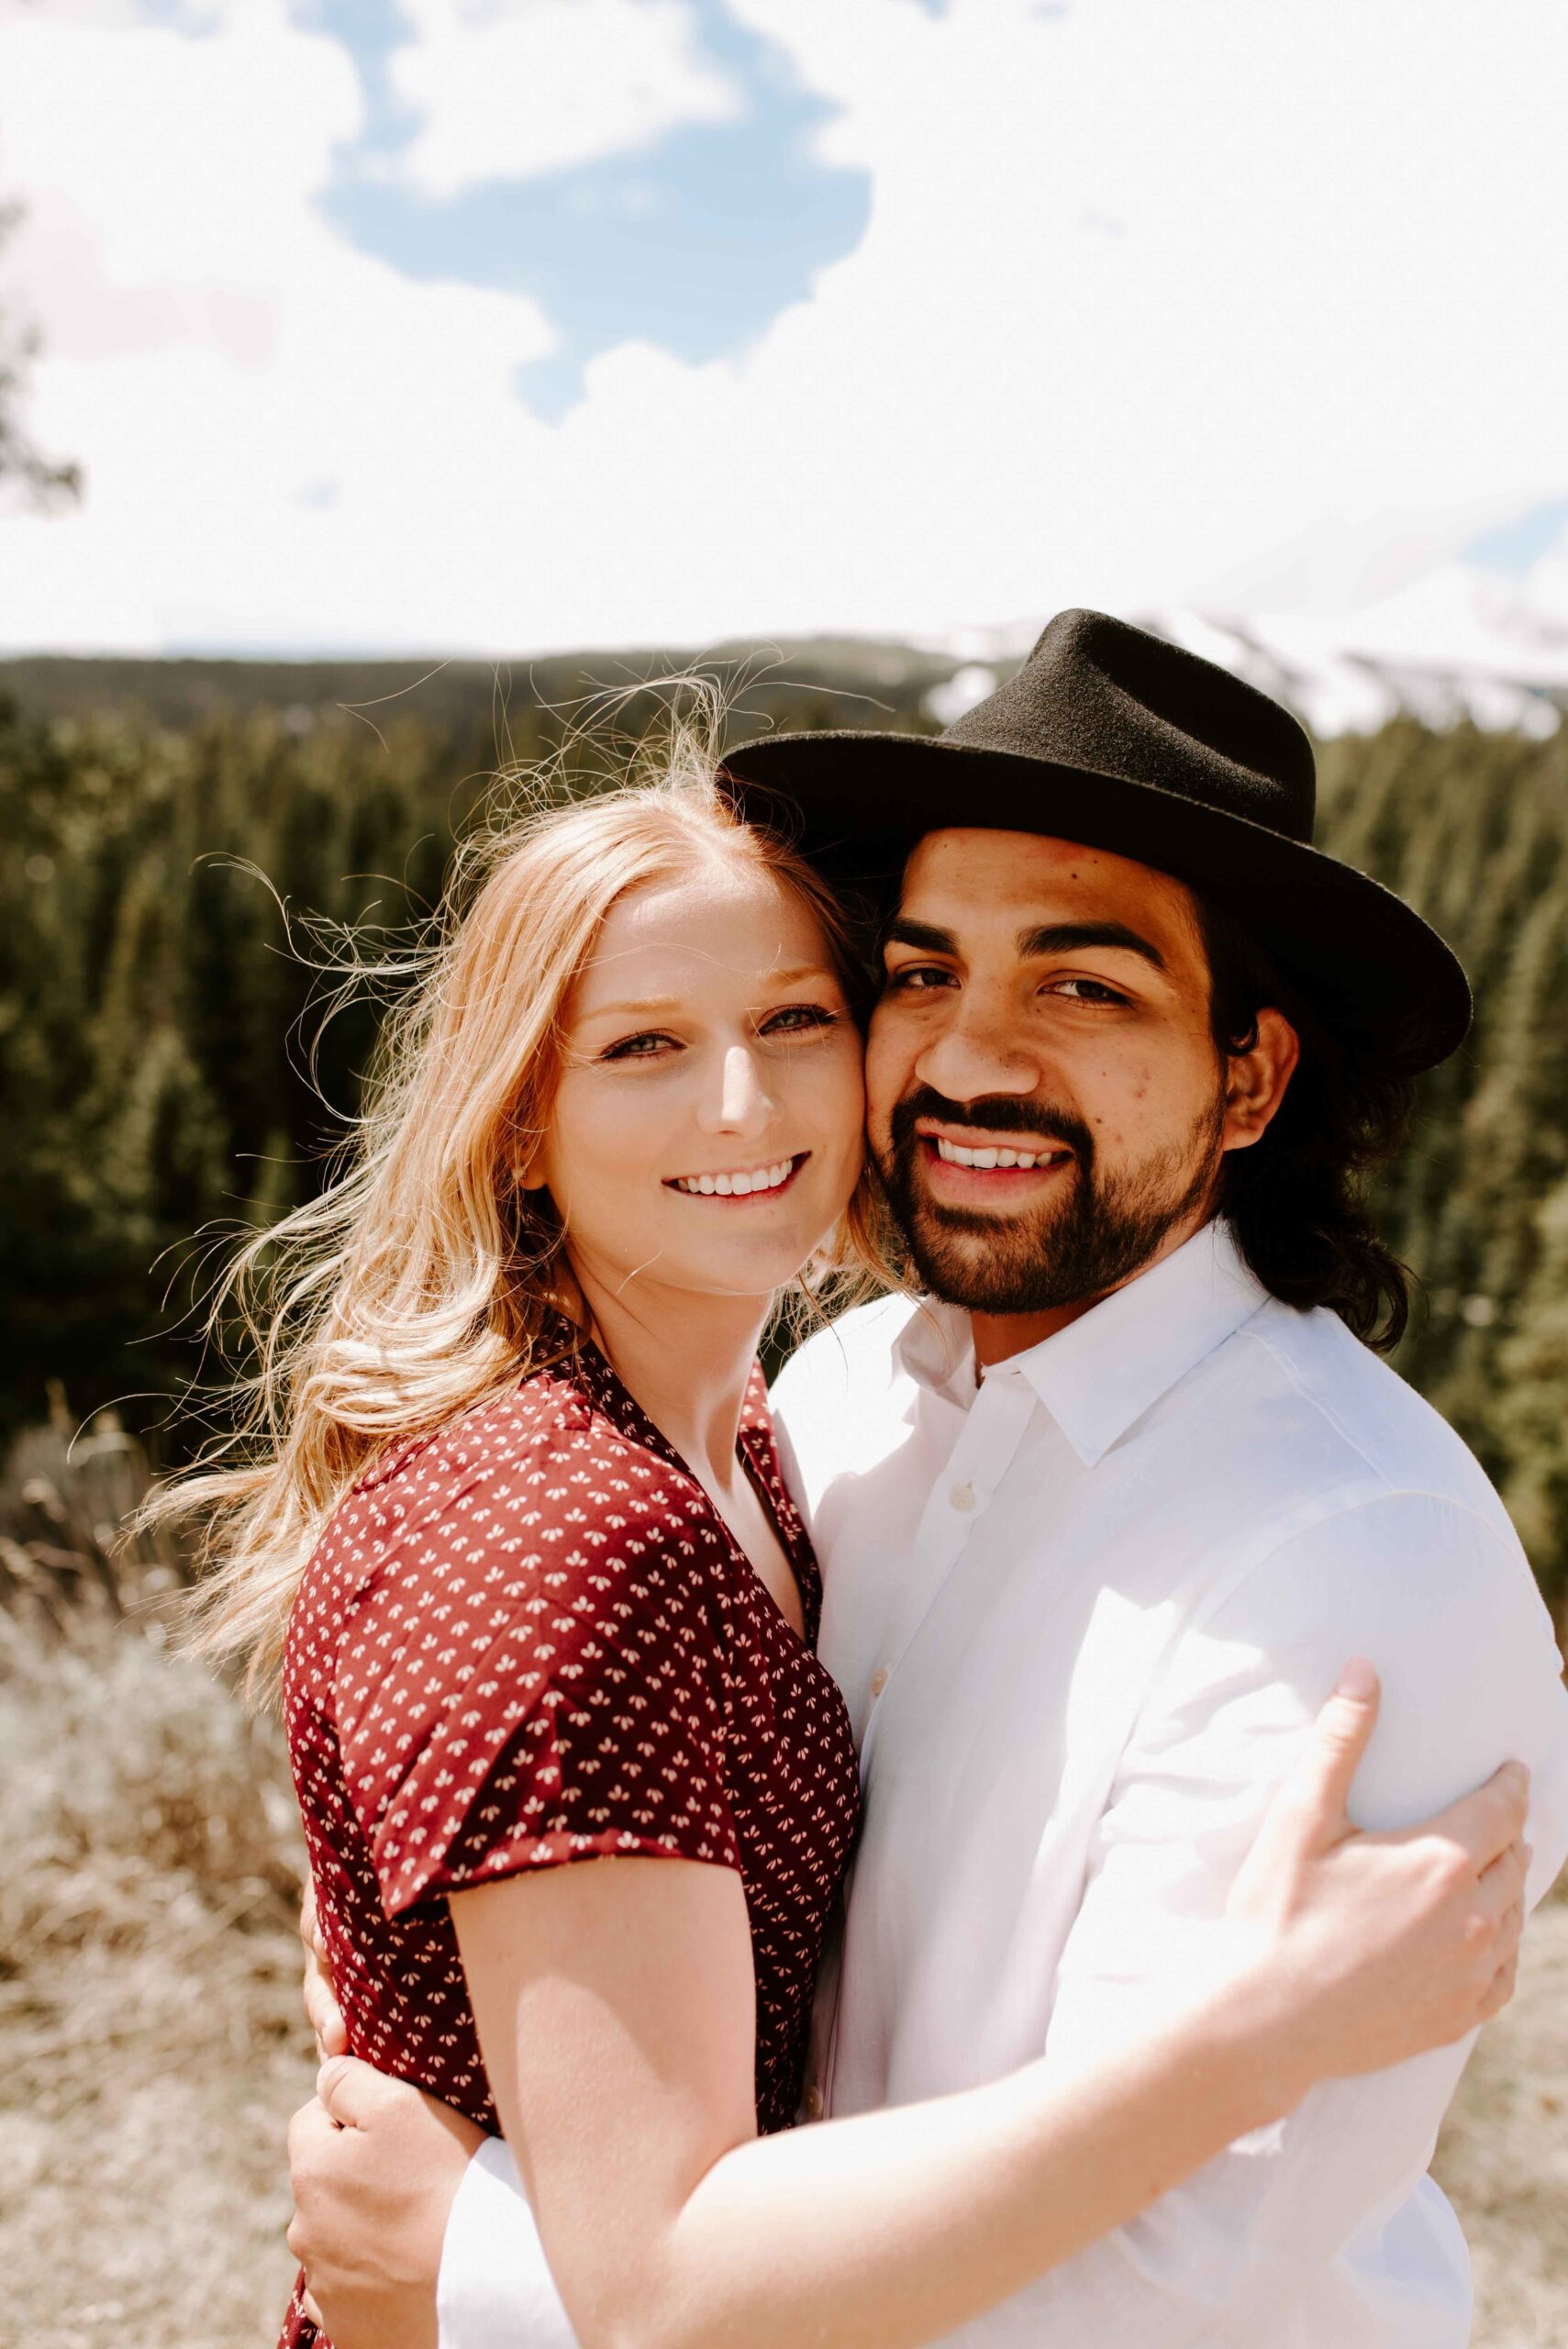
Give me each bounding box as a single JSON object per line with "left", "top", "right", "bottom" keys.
{"left": 1229, "top": 1316, "right": 1430, "bottom": 1498}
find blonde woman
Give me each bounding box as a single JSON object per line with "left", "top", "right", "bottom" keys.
{"left": 166, "top": 741, "right": 1529, "bottom": 2349}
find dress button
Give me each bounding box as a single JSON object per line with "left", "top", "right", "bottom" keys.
{"left": 949, "top": 1480, "right": 975, "bottom": 1512}
{"left": 869, "top": 1665, "right": 889, "bottom": 1698}
{"left": 804, "top": 2084, "right": 824, "bottom": 2118}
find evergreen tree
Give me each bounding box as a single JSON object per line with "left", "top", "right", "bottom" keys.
{"left": 2, "top": 669, "right": 1565, "bottom": 1610}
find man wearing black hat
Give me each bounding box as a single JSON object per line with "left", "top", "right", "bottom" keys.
{"left": 298, "top": 617, "right": 1568, "bottom": 2348}
{"left": 717, "top": 613, "right": 1568, "bottom": 2345}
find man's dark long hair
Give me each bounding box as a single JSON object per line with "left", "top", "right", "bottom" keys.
{"left": 1195, "top": 896, "right": 1419, "bottom": 1352}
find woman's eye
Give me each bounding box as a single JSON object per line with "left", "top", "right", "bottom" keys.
{"left": 762, "top": 1002, "right": 839, "bottom": 1034}
{"left": 601, "top": 1031, "right": 675, "bottom": 1062}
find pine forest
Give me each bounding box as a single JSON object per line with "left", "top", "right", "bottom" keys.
{"left": 4, "top": 653, "right": 1566, "bottom": 1630}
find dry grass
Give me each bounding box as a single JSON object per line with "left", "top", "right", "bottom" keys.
{"left": 0, "top": 1411, "right": 1562, "bottom": 2347}
{"left": 0, "top": 1611, "right": 315, "bottom": 2349}
{"left": 1436, "top": 1890, "right": 1568, "bottom": 2348}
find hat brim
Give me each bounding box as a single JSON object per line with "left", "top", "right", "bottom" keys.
{"left": 719, "top": 729, "right": 1472, "bottom": 1071}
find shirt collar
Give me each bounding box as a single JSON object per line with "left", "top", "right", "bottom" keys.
{"left": 893, "top": 1219, "right": 1270, "bottom": 1466}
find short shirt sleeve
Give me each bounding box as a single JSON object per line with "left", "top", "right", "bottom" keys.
{"left": 331, "top": 1402, "right": 742, "bottom": 1920}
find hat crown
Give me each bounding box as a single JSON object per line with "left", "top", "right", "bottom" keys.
{"left": 943, "top": 608, "right": 1317, "bottom": 846}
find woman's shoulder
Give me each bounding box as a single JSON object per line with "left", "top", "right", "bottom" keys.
{"left": 351, "top": 1354, "right": 597, "bottom": 1495}
{"left": 292, "top": 1353, "right": 750, "bottom": 1914}
{"left": 309, "top": 1351, "right": 720, "bottom": 1617}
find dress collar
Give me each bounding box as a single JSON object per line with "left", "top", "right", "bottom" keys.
{"left": 893, "top": 1219, "right": 1270, "bottom": 1466}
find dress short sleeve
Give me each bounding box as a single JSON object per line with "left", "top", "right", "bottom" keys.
{"left": 330, "top": 1401, "right": 743, "bottom": 1920}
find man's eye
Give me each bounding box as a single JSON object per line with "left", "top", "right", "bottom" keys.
{"left": 601, "top": 1031, "right": 674, "bottom": 1061}
{"left": 884, "top": 965, "right": 954, "bottom": 992}
{"left": 763, "top": 1003, "right": 839, "bottom": 1034}
{"left": 1050, "top": 977, "right": 1129, "bottom": 1005}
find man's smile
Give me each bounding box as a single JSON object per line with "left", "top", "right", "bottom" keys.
{"left": 914, "top": 1121, "right": 1075, "bottom": 1202}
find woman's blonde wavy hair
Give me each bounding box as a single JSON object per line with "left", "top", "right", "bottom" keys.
{"left": 152, "top": 700, "right": 904, "bottom": 1703}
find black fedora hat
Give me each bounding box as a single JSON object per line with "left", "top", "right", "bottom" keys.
{"left": 719, "top": 608, "right": 1470, "bottom": 1071}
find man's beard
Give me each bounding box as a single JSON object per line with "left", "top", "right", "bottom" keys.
{"left": 879, "top": 1084, "right": 1227, "bottom": 1316}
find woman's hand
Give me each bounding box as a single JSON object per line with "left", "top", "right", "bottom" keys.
{"left": 287, "top": 2059, "right": 485, "bottom": 2349}
{"left": 299, "top": 1878, "right": 349, "bottom": 2060}
{"left": 1228, "top": 1656, "right": 1529, "bottom": 2105}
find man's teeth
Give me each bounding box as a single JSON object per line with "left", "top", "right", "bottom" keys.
{"left": 934, "top": 1138, "right": 1063, "bottom": 1170}
{"left": 673, "top": 1158, "right": 796, "bottom": 1197}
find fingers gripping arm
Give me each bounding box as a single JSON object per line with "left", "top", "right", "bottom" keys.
{"left": 299, "top": 1877, "right": 349, "bottom": 2061}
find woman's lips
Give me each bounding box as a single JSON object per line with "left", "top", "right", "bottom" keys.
{"left": 664, "top": 1152, "right": 809, "bottom": 1201}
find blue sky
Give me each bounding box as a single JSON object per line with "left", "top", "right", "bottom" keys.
{"left": 1463, "top": 498, "right": 1568, "bottom": 579}
{"left": 3, "top": 0, "right": 1567, "bottom": 684}
{"left": 307, "top": 0, "right": 870, "bottom": 417}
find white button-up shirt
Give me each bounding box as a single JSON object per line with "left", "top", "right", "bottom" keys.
{"left": 437, "top": 1220, "right": 1568, "bottom": 2349}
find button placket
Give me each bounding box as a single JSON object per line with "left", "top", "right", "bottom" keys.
{"left": 858, "top": 1372, "right": 1038, "bottom": 1775}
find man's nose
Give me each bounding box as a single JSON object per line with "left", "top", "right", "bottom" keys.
{"left": 914, "top": 993, "right": 1043, "bottom": 1101}
{"left": 700, "top": 1042, "right": 777, "bottom": 1135}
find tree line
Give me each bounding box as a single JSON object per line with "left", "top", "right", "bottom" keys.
{"left": 2, "top": 662, "right": 1564, "bottom": 1624}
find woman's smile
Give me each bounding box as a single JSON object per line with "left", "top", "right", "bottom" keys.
{"left": 666, "top": 1152, "right": 809, "bottom": 1199}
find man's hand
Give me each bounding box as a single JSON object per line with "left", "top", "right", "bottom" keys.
{"left": 300, "top": 1879, "right": 348, "bottom": 2060}
{"left": 1228, "top": 1657, "right": 1529, "bottom": 2094}
{"left": 287, "top": 2057, "right": 486, "bottom": 2349}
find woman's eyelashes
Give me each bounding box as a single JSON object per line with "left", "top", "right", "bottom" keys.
{"left": 599, "top": 1030, "right": 676, "bottom": 1062}
{"left": 762, "top": 1002, "right": 841, "bottom": 1035}
{"left": 596, "top": 1003, "right": 841, "bottom": 1063}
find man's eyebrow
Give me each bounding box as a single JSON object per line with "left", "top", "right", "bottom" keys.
{"left": 1018, "top": 920, "right": 1168, "bottom": 973}
{"left": 883, "top": 918, "right": 959, "bottom": 957}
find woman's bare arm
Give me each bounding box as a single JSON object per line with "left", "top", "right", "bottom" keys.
{"left": 450, "top": 1675, "right": 1526, "bottom": 2349}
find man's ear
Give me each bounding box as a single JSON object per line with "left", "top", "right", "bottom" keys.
{"left": 1221, "top": 1008, "right": 1299, "bottom": 1153}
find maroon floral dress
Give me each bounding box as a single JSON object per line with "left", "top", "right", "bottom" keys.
{"left": 278, "top": 1337, "right": 861, "bottom": 2347}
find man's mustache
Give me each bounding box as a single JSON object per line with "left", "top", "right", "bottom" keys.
{"left": 888, "top": 1086, "right": 1096, "bottom": 1169}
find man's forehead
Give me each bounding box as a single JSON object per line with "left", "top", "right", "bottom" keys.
{"left": 898, "top": 827, "right": 1195, "bottom": 926}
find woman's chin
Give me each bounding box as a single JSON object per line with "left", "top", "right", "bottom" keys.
{"left": 636, "top": 1225, "right": 834, "bottom": 1303}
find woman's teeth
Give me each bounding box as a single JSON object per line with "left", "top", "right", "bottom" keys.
{"left": 934, "top": 1138, "right": 1064, "bottom": 1170}
{"left": 673, "top": 1158, "right": 797, "bottom": 1197}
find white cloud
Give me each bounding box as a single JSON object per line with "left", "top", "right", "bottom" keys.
{"left": 389, "top": 0, "right": 742, "bottom": 195}
{"left": 1, "top": 0, "right": 1566, "bottom": 674}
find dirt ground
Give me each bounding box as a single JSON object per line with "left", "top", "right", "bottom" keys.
{"left": 2, "top": 1614, "right": 1563, "bottom": 2349}
{"left": 1435, "top": 1896, "right": 1568, "bottom": 2349}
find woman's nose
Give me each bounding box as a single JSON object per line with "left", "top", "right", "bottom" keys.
{"left": 701, "top": 1043, "right": 777, "bottom": 1134}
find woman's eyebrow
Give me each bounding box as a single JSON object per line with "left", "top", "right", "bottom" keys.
{"left": 1018, "top": 920, "right": 1167, "bottom": 971}
{"left": 759, "top": 962, "right": 841, "bottom": 990}
{"left": 575, "top": 994, "right": 684, "bottom": 1020}
{"left": 576, "top": 965, "right": 840, "bottom": 1021}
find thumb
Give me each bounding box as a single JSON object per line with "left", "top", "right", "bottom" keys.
{"left": 1282, "top": 1657, "right": 1382, "bottom": 1846}
{"left": 316, "top": 2053, "right": 384, "bottom": 2129}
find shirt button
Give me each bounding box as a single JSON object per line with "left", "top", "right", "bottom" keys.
{"left": 804, "top": 2084, "right": 824, "bottom": 2118}
{"left": 949, "top": 1481, "right": 976, "bottom": 1512}
{"left": 869, "top": 1665, "right": 889, "bottom": 1698}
